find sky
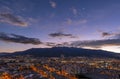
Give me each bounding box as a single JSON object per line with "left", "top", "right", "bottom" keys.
{"left": 0, "top": 0, "right": 120, "bottom": 53}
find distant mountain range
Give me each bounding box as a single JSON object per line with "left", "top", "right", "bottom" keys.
{"left": 0, "top": 53, "right": 11, "bottom": 56}
{"left": 0, "top": 47, "right": 119, "bottom": 59}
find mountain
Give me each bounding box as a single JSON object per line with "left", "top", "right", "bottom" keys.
{"left": 0, "top": 53, "right": 11, "bottom": 56}
{"left": 12, "top": 47, "right": 120, "bottom": 59}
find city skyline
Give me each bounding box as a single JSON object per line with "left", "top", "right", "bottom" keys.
{"left": 0, "top": 0, "right": 120, "bottom": 53}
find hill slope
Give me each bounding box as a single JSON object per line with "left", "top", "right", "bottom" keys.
{"left": 12, "top": 47, "right": 120, "bottom": 59}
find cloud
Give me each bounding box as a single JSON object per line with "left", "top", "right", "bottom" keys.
{"left": 0, "top": 13, "right": 28, "bottom": 27}
{"left": 49, "top": 0, "right": 56, "bottom": 8}
{"left": 0, "top": 6, "right": 12, "bottom": 13}
{"left": 71, "top": 39, "right": 120, "bottom": 48}
{"left": 44, "top": 42, "right": 71, "bottom": 47}
{"left": 66, "top": 19, "right": 87, "bottom": 25}
{"left": 55, "top": 42, "right": 71, "bottom": 47}
{"left": 102, "top": 32, "right": 113, "bottom": 37}
{"left": 71, "top": 7, "right": 78, "bottom": 15}
{"left": 0, "top": 32, "right": 41, "bottom": 45}
{"left": 112, "top": 33, "right": 120, "bottom": 39}
{"left": 44, "top": 42, "right": 57, "bottom": 47}
{"left": 76, "top": 19, "right": 87, "bottom": 24}
{"left": 66, "top": 18, "right": 72, "bottom": 24}
{"left": 75, "top": 30, "right": 120, "bottom": 48}
{"left": 100, "top": 31, "right": 120, "bottom": 39}
{"left": 49, "top": 32, "right": 77, "bottom": 38}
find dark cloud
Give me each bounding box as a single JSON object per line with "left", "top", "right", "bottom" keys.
{"left": 73, "top": 32, "right": 120, "bottom": 48}
{"left": 71, "top": 39, "right": 120, "bottom": 48}
{"left": 55, "top": 42, "right": 71, "bottom": 47}
{"left": 49, "top": 32, "right": 77, "bottom": 38}
{"left": 0, "top": 32, "right": 41, "bottom": 45}
{"left": 101, "top": 31, "right": 120, "bottom": 39}
{"left": 44, "top": 42, "right": 56, "bottom": 47}
{"left": 44, "top": 42, "right": 71, "bottom": 47}
{"left": 102, "top": 32, "right": 113, "bottom": 37}
{"left": 0, "top": 13, "right": 28, "bottom": 27}
{"left": 43, "top": 37, "right": 120, "bottom": 48}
